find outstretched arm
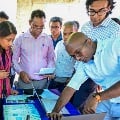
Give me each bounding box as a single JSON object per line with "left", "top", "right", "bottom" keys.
{"left": 47, "top": 86, "right": 76, "bottom": 120}
{"left": 100, "top": 81, "right": 120, "bottom": 101}
{"left": 83, "top": 81, "right": 120, "bottom": 114}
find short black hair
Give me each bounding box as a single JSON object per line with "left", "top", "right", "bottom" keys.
{"left": 49, "top": 16, "right": 63, "bottom": 26}
{"left": 0, "top": 11, "right": 9, "bottom": 19}
{"left": 86, "top": 0, "right": 116, "bottom": 15}
{"left": 30, "top": 9, "right": 46, "bottom": 20}
{"left": 112, "top": 18, "right": 120, "bottom": 25}
{"left": 63, "top": 21, "right": 75, "bottom": 26}
{"left": 73, "top": 20, "right": 80, "bottom": 29}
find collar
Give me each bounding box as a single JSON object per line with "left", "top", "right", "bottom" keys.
{"left": 23, "top": 29, "right": 46, "bottom": 38}
{"left": 90, "top": 17, "right": 111, "bottom": 28}
{"left": 51, "top": 32, "right": 62, "bottom": 41}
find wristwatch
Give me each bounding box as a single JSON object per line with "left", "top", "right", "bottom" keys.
{"left": 92, "top": 92, "right": 101, "bottom": 102}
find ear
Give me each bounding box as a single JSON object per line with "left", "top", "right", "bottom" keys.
{"left": 86, "top": 38, "right": 92, "bottom": 46}
{"left": 29, "top": 20, "right": 32, "bottom": 26}
{"left": 107, "top": 5, "right": 111, "bottom": 12}
{"left": 60, "top": 26, "right": 62, "bottom": 29}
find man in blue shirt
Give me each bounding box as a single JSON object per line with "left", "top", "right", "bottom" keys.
{"left": 49, "top": 16, "right": 63, "bottom": 49}
{"left": 81, "top": 0, "right": 120, "bottom": 41}
{"left": 72, "top": 0, "right": 120, "bottom": 111}
{"left": 48, "top": 32, "right": 120, "bottom": 120}
{"left": 48, "top": 21, "right": 77, "bottom": 92}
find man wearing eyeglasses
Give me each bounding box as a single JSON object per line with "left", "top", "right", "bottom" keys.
{"left": 48, "top": 21, "right": 77, "bottom": 93}
{"left": 48, "top": 32, "right": 120, "bottom": 120}
{"left": 49, "top": 16, "right": 63, "bottom": 49}
{"left": 82, "top": 0, "right": 120, "bottom": 39}
{"left": 71, "top": 0, "right": 120, "bottom": 113}
{"left": 12, "top": 9, "right": 55, "bottom": 89}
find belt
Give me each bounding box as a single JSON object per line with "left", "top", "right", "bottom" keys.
{"left": 31, "top": 78, "right": 47, "bottom": 81}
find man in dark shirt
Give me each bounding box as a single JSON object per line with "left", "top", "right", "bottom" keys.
{"left": 49, "top": 16, "right": 63, "bottom": 48}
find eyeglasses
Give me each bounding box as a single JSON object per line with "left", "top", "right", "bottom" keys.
{"left": 87, "top": 8, "right": 108, "bottom": 16}
{"left": 70, "top": 39, "right": 87, "bottom": 58}
{"left": 32, "top": 24, "right": 45, "bottom": 30}
{"left": 50, "top": 26, "right": 60, "bottom": 29}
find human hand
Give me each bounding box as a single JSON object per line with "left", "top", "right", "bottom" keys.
{"left": 11, "top": 89, "right": 19, "bottom": 95}
{"left": 82, "top": 93, "right": 98, "bottom": 114}
{"left": 47, "top": 112, "right": 62, "bottom": 120}
{"left": 96, "top": 85, "right": 102, "bottom": 92}
{"left": 20, "top": 71, "right": 30, "bottom": 83}
{"left": 0, "top": 70, "right": 9, "bottom": 79}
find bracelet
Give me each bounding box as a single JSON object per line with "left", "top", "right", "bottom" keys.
{"left": 92, "top": 92, "right": 101, "bottom": 102}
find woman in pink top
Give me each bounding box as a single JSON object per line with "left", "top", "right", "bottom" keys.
{"left": 0, "top": 21, "right": 18, "bottom": 98}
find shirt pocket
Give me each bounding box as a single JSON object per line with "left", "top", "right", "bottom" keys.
{"left": 41, "top": 45, "right": 48, "bottom": 58}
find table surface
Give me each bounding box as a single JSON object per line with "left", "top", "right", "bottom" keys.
{"left": 2, "top": 89, "right": 80, "bottom": 120}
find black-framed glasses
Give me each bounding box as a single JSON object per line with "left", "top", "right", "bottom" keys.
{"left": 50, "top": 26, "right": 60, "bottom": 29}
{"left": 32, "top": 24, "right": 45, "bottom": 30}
{"left": 70, "top": 39, "right": 88, "bottom": 58}
{"left": 87, "top": 8, "right": 108, "bottom": 16}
